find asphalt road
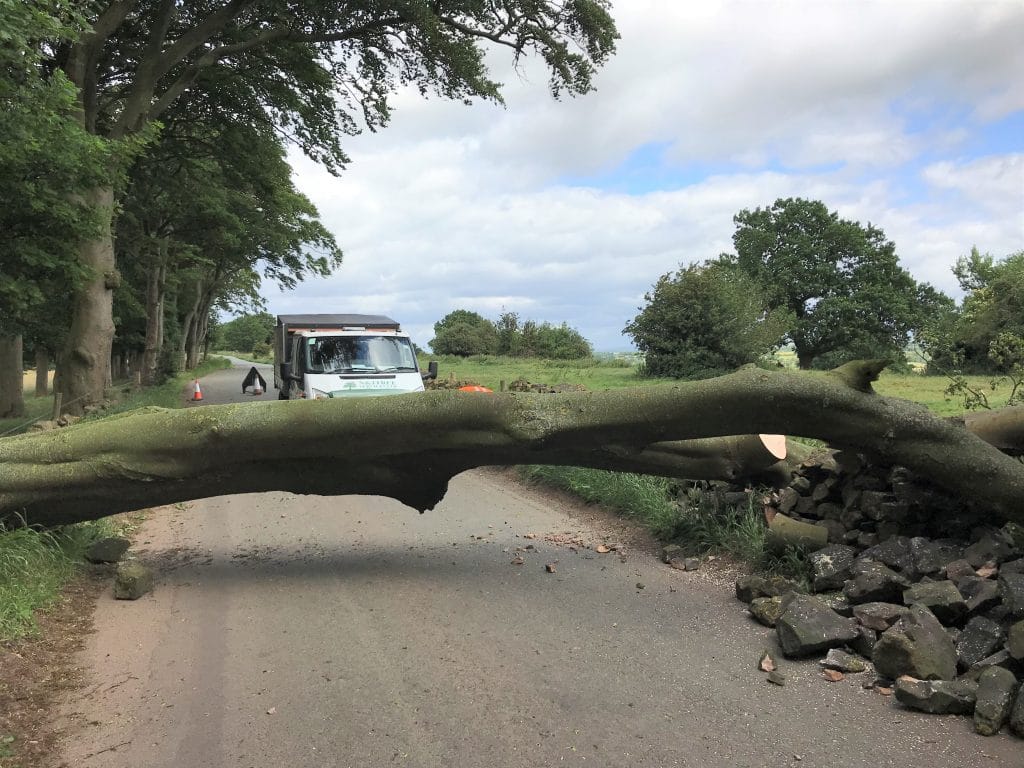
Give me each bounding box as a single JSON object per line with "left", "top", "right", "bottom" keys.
{"left": 57, "top": 359, "right": 1020, "bottom": 767}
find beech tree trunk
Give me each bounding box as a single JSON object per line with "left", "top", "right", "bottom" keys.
{"left": 59, "top": 187, "right": 117, "bottom": 416}
{"left": 142, "top": 261, "right": 166, "bottom": 385}
{"left": 34, "top": 348, "right": 49, "bottom": 397}
{"left": 178, "top": 282, "right": 202, "bottom": 372}
{"left": 183, "top": 287, "right": 212, "bottom": 370}
{"left": 0, "top": 335, "right": 25, "bottom": 419}
{"left": 2, "top": 362, "right": 1023, "bottom": 528}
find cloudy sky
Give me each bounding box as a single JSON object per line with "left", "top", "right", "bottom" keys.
{"left": 273, "top": 1, "right": 1024, "bottom": 352}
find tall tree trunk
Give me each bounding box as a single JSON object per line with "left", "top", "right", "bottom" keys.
{"left": 185, "top": 313, "right": 201, "bottom": 370}
{"left": 797, "top": 350, "right": 814, "bottom": 370}
{"left": 34, "top": 348, "right": 49, "bottom": 397}
{"left": 59, "top": 187, "right": 117, "bottom": 416}
{"left": 142, "top": 260, "right": 166, "bottom": 385}
{"left": 111, "top": 349, "right": 123, "bottom": 381}
{"left": 187, "top": 294, "right": 213, "bottom": 369}
{"left": 179, "top": 281, "right": 202, "bottom": 370}
{"left": 0, "top": 334, "right": 25, "bottom": 419}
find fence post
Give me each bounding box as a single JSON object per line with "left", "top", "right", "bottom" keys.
{"left": 51, "top": 392, "right": 62, "bottom": 421}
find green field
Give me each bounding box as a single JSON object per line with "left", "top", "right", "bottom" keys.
{"left": 421, "top": 353, "right": 1013, "bottom": 416}
{"left": 421, "top": 353, "right": 670, "bottom": 391}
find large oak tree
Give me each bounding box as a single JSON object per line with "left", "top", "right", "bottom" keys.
{"left": 728, "top": 198, "right": 939, "bottom": 370}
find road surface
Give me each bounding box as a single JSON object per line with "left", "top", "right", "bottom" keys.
{"left": 56, "top": 359, "right": 1019, "bottom": 767}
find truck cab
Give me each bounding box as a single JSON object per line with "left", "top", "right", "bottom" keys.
{"left": 274, "top": 314, "right": 433, "bottom": 400}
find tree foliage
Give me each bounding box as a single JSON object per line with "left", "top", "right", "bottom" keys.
{"left": 728, "top": 198, "right": 937, "bottom": 370}
{"left": 215, "top": 313, "right": 276, "bottom": 354}
{"left": 492, "top": 312, "right": 592, "bottom": 359}
{"left": 923, "top": 249, "right": 1024, "bottom": 408}
{"left": 430, "top": 310, "right": 499, "bottom": 356}
{"left": 111, "top": 103, "right": 342, "bottom": 378}
{"left": 951, "top": 249, "right": 1024, "bottom": 371}
{"left": 431, "top": 310, "right": 592, "bottom": 359}
{"left": 625, "top": 261, "right": 791, "bottom": 378}
{"left": 0, "top": 0, "right": 107, "bottom": 335}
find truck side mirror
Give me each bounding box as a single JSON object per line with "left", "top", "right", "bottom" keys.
{"left": 422, "top": 360, "right": 438, "bottom": 381}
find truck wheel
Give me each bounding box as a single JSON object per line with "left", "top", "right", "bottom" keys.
{"left": 278, "top": 391, "right": 288, "bottom": 400}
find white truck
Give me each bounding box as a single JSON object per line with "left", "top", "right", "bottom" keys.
{"left": 273, "top": 314, "right": 437, "bottom": 400}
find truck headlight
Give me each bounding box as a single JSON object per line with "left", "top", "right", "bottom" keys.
{"left": 311, "top": 388, "right": 332, "bottom": 400}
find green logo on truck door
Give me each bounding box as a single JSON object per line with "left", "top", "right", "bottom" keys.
{"left": 327, "top": 380, "right": 402, "bottom": 397}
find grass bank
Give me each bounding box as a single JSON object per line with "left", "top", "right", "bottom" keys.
{"left": 418, "top": 353, "right": 672, "bottom": 392}
{"left": 0, "top": 519, "right": 128, "bottom": 641}
{"left": 0, "top": 356, "right": 229, "bottom": 644}
{"left": 96, "top": 356, "right": 231, "bottom": 418}
{"left": 520, "top": 466, "right": 810, "bottom": 585}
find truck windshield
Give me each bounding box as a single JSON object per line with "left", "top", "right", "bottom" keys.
{"left": 304, "top": 336, "right": 418, "bottom": 374}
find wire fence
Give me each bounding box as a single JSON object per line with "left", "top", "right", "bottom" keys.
{"left": 0, "top": 387, "right": 104, "bottom": 438}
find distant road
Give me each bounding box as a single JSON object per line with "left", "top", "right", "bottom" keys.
{"left": 58, "top": 359, "right": 1019, "bottom": 767}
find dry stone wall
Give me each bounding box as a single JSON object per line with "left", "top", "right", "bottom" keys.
{"left": 730, "top": 450, "right": 1024, "bottom": 738}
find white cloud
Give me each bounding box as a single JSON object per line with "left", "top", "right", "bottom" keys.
{"left": 269, "top": 2, "right": 1024, "bottom": 351}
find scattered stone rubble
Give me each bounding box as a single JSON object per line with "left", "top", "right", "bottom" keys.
{"left": 84, "top": 536, "right": 154, "bottom": 600}
{"left": 506, "top": 378, "right": 587, "bottom": 394}
{"left": 425, "top": 375, "right": 587, "bottom": 393}
{"left": 725, "top": 450, "right": 1024, "bottom": 738}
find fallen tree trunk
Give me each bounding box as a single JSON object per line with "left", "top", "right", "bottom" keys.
{"left": 1, "top": 361, "right": 1023, "bottom": 527}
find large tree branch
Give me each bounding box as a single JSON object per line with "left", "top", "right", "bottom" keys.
{"left": 113, "top": 0, "right": 257, "bottom": 134}
{"left": 65, "top": 0, "right": 138, "bottom": 129}
{"left": 2, "top": 364, "right": 1023, "bottom": 528}
{"left": 148, "top": 15, "right": 404, "bottom": 121}
{"left": 154, "top": 0, "right": 257, "bottom": 78}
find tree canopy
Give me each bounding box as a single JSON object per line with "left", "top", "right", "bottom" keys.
{"left": 431, "top": 310, "right": 499, "bottom": 356}
{"left": 0, "top": 0, "right": 113, "bottom": 416}
{"left": 625, "top": 261, "right": 792, "bottom": 378}
{"left": 18, "top": 0, "right": 619, "bottom": 413}
{"left": 431, "top": 310, "right": 592, "bottom": 359}
{"left": 215, "top": 313, "right": 277, "bottom": 355}
{"left": 921, "top": 249, "right": 1024, "bottom": 408}
{"left": 950, "top": 248, "right": 1024, "bottom": 371}
{"left": 0, "top": 0, "right": 107, "bottom": 334}
{"left": 727, "top": 198, "right": 938, "bottom": 370}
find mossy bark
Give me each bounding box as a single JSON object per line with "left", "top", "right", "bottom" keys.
{"left": 2, "top": 363, "right": 1023, "bottom": 527}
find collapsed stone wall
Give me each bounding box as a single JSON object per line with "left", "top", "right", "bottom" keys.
{"left": 727, "top": 450, "right": 1024, "bottom": 738}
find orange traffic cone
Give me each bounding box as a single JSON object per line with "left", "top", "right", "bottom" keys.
{"left": 191, "top": 379, "right": 203, "bottom": 401}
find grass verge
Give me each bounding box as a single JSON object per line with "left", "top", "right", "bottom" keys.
{"left": 0, "top": 359, "right": 226, "bottom": 643}
{"left": 92, "top": 356, "right": 231, "bottom": 418}
{"left": 521, "top": 465, "right": 812, "bottom": 585}
{"left": 0, "top": 519, "right": 120, "bottom": 641}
